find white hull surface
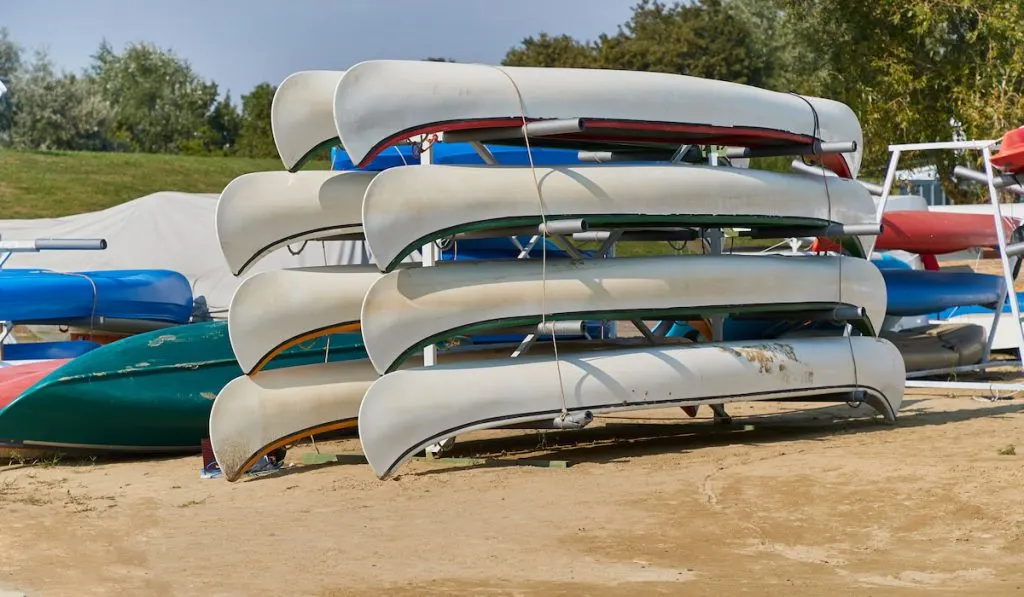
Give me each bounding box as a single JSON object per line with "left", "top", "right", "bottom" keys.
{"left": 271, "top": 70, "right": 345, "bottom": 171}
{"left": 209, "top": 359, "right": 376, "bottom": 482}
{"left": 363, "top": 164, "right": 877, "bottom": 271}
{"left": 333, "top": 60, "right": 863, "bottom": 177}
{"left": 361, "top": 255, "right": 888, "bottom": 374}
{"left": 228, "top": 265, "right": 383, "bottom": 374}
{"left": 211, "top": 337, "right": 688, "bottom": 480}
{"left": 359, "top": 336, "right": 906, "bottom": 478}
{"left": 216, "top": 170, "right": 374, "bottom": 276}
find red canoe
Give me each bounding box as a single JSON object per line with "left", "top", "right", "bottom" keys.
{"left": 814, "top": 211, "right": 1020, "bottom": 255}
{"left": 0, "top": 359, "right": 70, "bottom": 411}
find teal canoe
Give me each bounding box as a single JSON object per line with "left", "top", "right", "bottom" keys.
{"left": 0, "top": 320, "right": 366, "bottom": 453}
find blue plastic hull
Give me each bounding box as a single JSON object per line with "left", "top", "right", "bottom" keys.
{"left": 0, "top": 269, "right": 194, "bottom": 324}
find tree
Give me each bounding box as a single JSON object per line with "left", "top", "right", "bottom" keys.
{"left": 188, "top": 92, "right": 241, "bottom": 155}
{"left": 236, "top": 82, "right": 276, "bottom": 158}
{"left": 776, "top": 0, "right": 1024, "bottom": 198}
{"left": 595, "top": 0, "right": 767, "bottom": 86}
{"left": 0, "top": 27, "right": 23, "bottom": 145}
{"left": 7, "top": 49, "right": 112, "bottom": 151}
{"left": 503, "top": 33, "right": 598, "bottom": 68}
{"left": 91, "top": 40, "right": 218, "bottom": 153}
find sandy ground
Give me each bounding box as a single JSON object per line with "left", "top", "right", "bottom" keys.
{"left": 2, "top": 392, "right": 1024, "bottom": 597}
{"left": 3, "top": 256, "right": 1024, "bottom": 595}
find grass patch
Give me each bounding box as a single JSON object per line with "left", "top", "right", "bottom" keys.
{"left": 0, "top": 149, "right": 329, "bottom": 218}
{"left": 999, "top": 444, "right": 1016, "bottom": 456}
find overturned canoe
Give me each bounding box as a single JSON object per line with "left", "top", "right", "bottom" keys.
{"left": 271, "top": 70, "right": 346, "bottom": 171}
{"left": 358, "top": 336, "right": 906, "bottom": 478}
{"left": 211, "top": 337, "right": 694, "bottom": 481}
{"left": 882, "top": 323, "right": 987, "bottom": 372}
{"left": 875, "top": 211, "right": 1020, "bottom": 255}
{"left": 216, "top": 170, "right": 374, "bottom": 276}
{"left": 363, "top": 164, "right": 877, "bottom": 272}
{"left": 361, "top": 254, "right": 888, "bottom": 374}
{"left": 228, "top": 265, "right": 384, "bottom": 374}
{"left": 209, "top": 359, "right": 376, "bottom": 481}
{"left": 333, "top": 60, "right": 863, "bottom": 177}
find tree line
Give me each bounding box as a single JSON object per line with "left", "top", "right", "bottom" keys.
{"left": 2, "top": 0, "right": 1023, "bottom": 199}
{"left": 0, "top": 29, "right": 276, "bottom": 157}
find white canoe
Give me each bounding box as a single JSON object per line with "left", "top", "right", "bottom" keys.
{"left": 216, "top": 170, "right": 374, "bottom": 276}
{"left": 333, "top": 60, "right": 863, "bottom": 177}
{"left": 210, "top": 337, "right": 691, "bottom": 481}
{"left": 361, "top": 254, "right": 888, "bottom": 374}
{"left": 358, "top": 336, "right": 906, "bottom": 478}
{"left": 363, "top": 163, "right": 877, "bottom": 272}
{"left": 271, "top": 70, "right": 345, "bottom": 171}
{"left": 209, "top": 359, "right": 376, "bottom": 482}
{"left": 228, "top": 265, "right": 382, "bottom": 374}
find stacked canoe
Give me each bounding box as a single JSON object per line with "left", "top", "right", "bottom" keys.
{"left": 211, "top": 61, "right": 906, "bottom": 481}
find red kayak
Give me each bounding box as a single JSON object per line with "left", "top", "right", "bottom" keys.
{"left": 814, "top": 211, "right": 1020, "bottom": 256}
{"left": 0, "top": 359, "right": 70, "bottom": 410}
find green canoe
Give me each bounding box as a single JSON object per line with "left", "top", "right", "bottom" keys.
{"left": 0, "top": 320, "right": 366, "bottom": 453}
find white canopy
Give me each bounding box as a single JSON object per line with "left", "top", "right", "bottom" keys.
{"left": 0, "top": 191, "right": 417, "bottom": 315}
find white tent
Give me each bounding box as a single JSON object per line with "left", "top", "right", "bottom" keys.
{"left": 0, "top": 192, "right": 416, "bottom": 315}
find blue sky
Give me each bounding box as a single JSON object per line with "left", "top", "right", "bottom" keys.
{"left": 3, "top": 0, "right": 636, "bottom": 99}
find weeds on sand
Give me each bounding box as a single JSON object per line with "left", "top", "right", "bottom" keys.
{"left": 177, "top": 497, "right": 208, "bottom": 508}
{"left": 999, "top": 444, "right": 1017, "bottom": 456}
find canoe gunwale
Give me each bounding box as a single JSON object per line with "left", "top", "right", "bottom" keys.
{"left": 233, "top": 221, "right": 363, "bottom": 277}
{"left": 247, "top": 321, "right": 362, "bottom": 375}
{"left": 350, "top": 116, "right": 854, "bottom": 178}
{"left": 376, "top": 302, "right": 877, "bottom": 374}
{"left": 372, "top": 383, "right": 894, "bottom": 479}
{"left": 377, "top": 216, "right": 865, "bottom": 272}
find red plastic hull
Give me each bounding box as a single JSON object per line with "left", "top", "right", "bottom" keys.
{"left": 0, "top": 359, "right": 70, "bottom": 410}
{"left": 814, "top": 211, "right": 1019, "bottom": 255}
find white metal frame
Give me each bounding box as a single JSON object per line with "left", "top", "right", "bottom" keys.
{"left": 875, "top": 140, "right": 1024, "bottom": 391}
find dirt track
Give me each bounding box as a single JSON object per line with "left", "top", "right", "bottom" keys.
{"left": 2, "top": 392, "right": 1024, "bottom": 596}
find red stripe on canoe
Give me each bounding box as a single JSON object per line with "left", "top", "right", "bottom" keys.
{"left": 357, "top": 117, "right": 855, "bottom": 178}
{"left": 0, "top": 359, "right": 70, "bottom": 410}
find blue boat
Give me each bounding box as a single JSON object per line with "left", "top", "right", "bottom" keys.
{"left": 331, "top": 142, "right": 587, "bottom": 170}
{"left": 0, "top": 269, "right": 193, "bottom": 325}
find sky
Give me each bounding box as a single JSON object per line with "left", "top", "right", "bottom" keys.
{"left": 3, "top": 0, "right": 636, "bottom": 99}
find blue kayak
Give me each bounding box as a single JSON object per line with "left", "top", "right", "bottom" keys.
{"left": 0, "top": 269, "right": 194, "bottom": 324}
{"left": 880, "top": 269, "right": 1005, "bottom": 317}
{"left": 331, "top": 142, "right": 588, "bottom": 170}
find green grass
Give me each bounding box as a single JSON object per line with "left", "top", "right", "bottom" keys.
{"left": 0, "top": 149, "right": 329, "bottom": 219}
{"left": 0, "top": 149, "right": 777, "bottom": 256}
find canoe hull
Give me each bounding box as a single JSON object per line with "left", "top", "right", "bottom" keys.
{"left": 210, "top": 359, "right": 375, "bottom": 481}
{"left": 363, "top": 164, "right": 877, "bottom": 272}
{"left": 271, "top": 70, "right": 346, "bottom": 171}
{"left": 361, "top": 254, "right": 889, "bottom": 374}
{"left": 228, "top": 265, "right": 383, "bottom": 374}
{"left": 215, "top": 170, "right": 373, "bottom": 275}
{"left": 0, "top": 322, "right": 366, "bottom": 452}
{"left": 358, "top": 336, "right": 906, "bottom": 478}
{"left": 333, "top": 60, "right": 863, "bottom": 177}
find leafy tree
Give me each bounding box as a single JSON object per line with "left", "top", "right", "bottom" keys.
{"left": 0, "top": 27, "right": 22, "bottom": 144}
{"left": 187, "top": 92, "right": 241, "bottom": 155}
{"left": 236, "top": 82, "right": 276, "bottom": 158}
{"left": 777, "top": 0, "right": 1024, "bottom": 199}
{"left": 8, "top": 49, "right": 112, "bottom": 151}
{"left": 595, "top": 0, "right": 767, "bottom": 85}
{"left": 503, "top": 33, "right": 599, "bottom": 68}
{"left": 91, "top": 40, "right": 218, "bottom": 153}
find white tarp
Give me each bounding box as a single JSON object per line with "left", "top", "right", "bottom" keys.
{"left": 0, "top": 191, "right": 418, "bottom": 315}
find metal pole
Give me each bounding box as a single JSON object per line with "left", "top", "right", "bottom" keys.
{"left": 421, "top": 139, "right": 437, "bottom": 368}
{"left": 982, "top": 145, "right": 1024, "bottom": 362}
